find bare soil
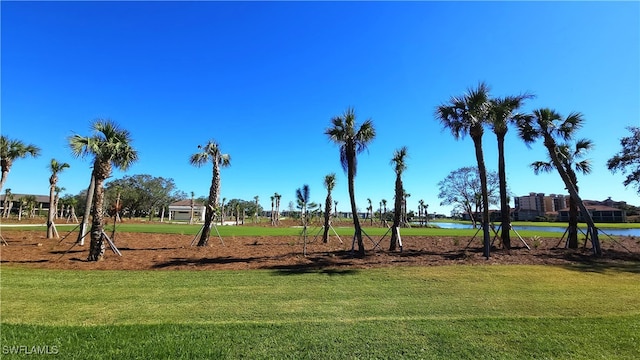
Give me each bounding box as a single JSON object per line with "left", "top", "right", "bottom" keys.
{"left": 2, "top": 228, "right": 639, "bottom": 271}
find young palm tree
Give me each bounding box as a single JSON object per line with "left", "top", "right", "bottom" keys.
{"left": 0, "top": 135, "right": 41, "bottom": 192}
{"left": 435, "top": 82, "right": 492, "bottom": 259}
{"left": 334, "top": 200, "right": 338, "bottom": 218}
{"left": 47, "top": 159, "right": 70, "bottom": 239}
{"left": 366, "top": 198, "right": 373, "bottom": 225}
{"left": 190, "top": 140, "right": 230, "bottom": 247}
{"left": 296, "top": 184, "right": 311, "bottom": 255}
{"left": 275, "top": 193, "right": 282, "bottom": 225}
{"left": 270, "top": 195, "right": 275, "bottom": 226}
{"left": 531, "top": 140, "right": 593, "bottom": 249}
{"left": 322, "top": 173, "right": 336, "bottom": 243}
{"left": 517, "top": 108, "right": 602, "bottom": 256}
{"left": 69, "top": 120, "right": 138, "bottom": 261}
{"left": 487, "top": 93, "right": 534, "bottom": 249}
{"left": 3, "top": 188, "right": 13, "bottom": 218}
{"left": 325, "top": 107, "right": 376, "bottom": 257}
{"left": 390, "top": 146, "right": 408, "bottom": 251}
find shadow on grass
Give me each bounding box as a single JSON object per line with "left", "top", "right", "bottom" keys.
{"left": 536, "top": 248, "right": 640, "bottom": 274}
{"left": 269, "top": 267, "right": 360, "bottom": 276}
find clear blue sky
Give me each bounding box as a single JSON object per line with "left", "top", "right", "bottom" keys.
{"left": 2, "top": 1, "right": 639, "bottom": 215}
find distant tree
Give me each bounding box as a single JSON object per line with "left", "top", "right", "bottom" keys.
{"left": 389, "top": 147, "right": 408, "bottom": 251}
{"left": 437, "top": 167, "right": 500, "bottom": 228}
{"left": 104, "top": 175, "right": 184, "bottom": 219}
{"left": 607, "top": 126, "right": 640, "bottom": 194}
{"left": 532, "top": 139, "right": 593, "bottom": 249}
{"left": 487, "top": 93, "right": 534, "bottom": 249}
{"left": 325, "top": 107, "right": 376, "bottom": 257}
{"left": 47, "top": 159, "right": 70, "bottom": 239}
{"left": 69, "top": 119, "right": 138, "bottom": 261}
{"left": 517, "top": 108, "right": 601, "bottom": 256}
{"left": 189, "top": 191, "right": 195, "bottom": 224}
{"left": 274, "top": 193, "right": 282, "bottom": 225}
{"left": 435, "top": 82, "right": 492, "bottom": 258}
{"left": 0, "top": 135, "right": 41, "bottom": 192}
{"left": 322, "top": 173, "right": 336, "bottom": 243}
{"left": 190, "top": 140, "right": 230, "bottom": 247}
{"left": 254, "top": 196, "right": 260, "bottom": 223}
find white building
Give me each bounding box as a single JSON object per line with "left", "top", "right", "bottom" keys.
{"left": 168, "top": 200, "right": 206, "bottom": 222}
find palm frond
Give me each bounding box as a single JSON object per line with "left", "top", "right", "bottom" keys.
{"left": 531, "top": 161, "right": 554, "bottom": 175}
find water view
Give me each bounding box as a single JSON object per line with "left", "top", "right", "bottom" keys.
{"left": 430, "top": 222, "right": 640, "bottom": 237}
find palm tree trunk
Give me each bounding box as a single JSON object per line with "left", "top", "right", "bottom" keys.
{"left": 77, "top": 174, "right": 96, "bottom": 245}
{"left": 87, "top": 175, "right": 106, "bottom": 261}
{"left": 497, "top": 134, "right": 511, "bottom": 249}
{"left": 0, "top": 169, "right": 9, "bottom": 193}
{"left": 390, "top": 176, "right": 403, "bottom": 251}
{"left": 47, "top": 182, "right": 56, "bottom": 239}
{"left": 566, "top": 167, "right": 580, "bottom": 249}
{"left": 198, "top": 161, "right": 220, "bottom": 247}
{"left": 347, "top": 147, "right": 364, "bottom": 256}
{"left": 543, "top": 136, "right": 601, "bottom": 256}
{"left": 471, "top": 128, "right": 491, "bottom": 259}
{"left": 322, "top": 194, "right": 332, "bottom": 243}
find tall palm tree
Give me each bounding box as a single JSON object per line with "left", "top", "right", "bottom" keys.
{"left": 47, "top": 159, "right": 70, "bottom": 239}
{"left": 334, "top": 200, "right": 338, "bottom": 218}
{"left": 367, "top": 198, "right": 373, "bottom": 225}
{"left": 190, "top": 140, "right": 230, "bottom": 246}
{"left": 325, "top": 107, "right": 376, "bottom": 257}
{"left": 69, "top": 120, "right": 138, "bottom": 261}
{"left": 254, "top": 195, "right": 260, "bottom": 223}
{"left": 418, "top": 199, "right": 425, "bottom": 226}
{"left": 517, "top": 108, "right": 602, "bottom": 256}
{"left": 531, "top": 139, "right": 593, "bottom": 249}
{"left": 0, "top": 135, "right": 41, "bottom": 192}
{"left": 487, "top": 93, "right": 534, "bottom": 249}
{"left": 435, "top": 82, "right": 492, "bottom": 258}
{"left": 322, "top": 173, "right": 336, "bottom": 243}
{"left": 390, "top": 146, "right": 408, "bottom": 251}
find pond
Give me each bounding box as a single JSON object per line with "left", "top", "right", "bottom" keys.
{"left": 430, "top": 222, "right": 640, "bottom": 237}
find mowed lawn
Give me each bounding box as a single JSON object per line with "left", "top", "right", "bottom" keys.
{"left": 1, "top": 264, "right": 639, "bottom": 359}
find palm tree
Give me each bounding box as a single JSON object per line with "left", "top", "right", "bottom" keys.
{"left": 47, "top": 159, "right": 70, "bottom": 239}
{"left": 334, "top": 200, "right": 338, "bottom": 218}
{"left": 325, "top": 107, "right": 376, "bottom": 257}
{"left": 517, "top": 108, "right": 602, "bottom": 256}
{"left": 390, "top": 146, "right": 408, "bottom": 251}
{"left": 69, "top": 120, "right": 138, "bottom": 261}
{"left": 531, "top": 139, "right": 593, "bottom": 249}
{"left": 3, "top": 188, "right": 13, "bottom": 218}
{"left": 418, "top": 199, "right": 425, "bottom": 226}
{"left": 435, "top": 82, "right": 492, "bottom": 259}
{"left": 0, "top": 135, "right": 41, "bottom": 192}
{"left": 270, "top": 195, "right": 275, "bottom": 226}
{"left": 296, "top": 184, "right": 311, "bottom": 255}
{"left": 190, "top": 140, "right": 230, "bottom": 247}
{"left": 487, "top": 93, "right": 534, "bottom": 249}
{"left": 366, "top": 198, "right": 373, "bottom": 225}
{"left": 54, "top": 186, "right": 65, "bottom": 219}
{"left": 274, "top": 193, "right": 281, "bottom": 225}
{"left": 322, "top": 173, "right": 336, "bottom": 243}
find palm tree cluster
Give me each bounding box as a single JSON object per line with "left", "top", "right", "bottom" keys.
{"left": 436, "top": 83, "right": 601, "bottom": 257}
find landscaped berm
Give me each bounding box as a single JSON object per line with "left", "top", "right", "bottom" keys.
{"left": 1, "top": 221, "right": 639, "bottom": 270}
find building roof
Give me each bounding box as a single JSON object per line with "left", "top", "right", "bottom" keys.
{"left": 0, "top": 194, "right": 50, "bottom": 203}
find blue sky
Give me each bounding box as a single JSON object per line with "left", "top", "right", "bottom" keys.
{"left": 2, "top": 1, "right": 639, "bottom": 215}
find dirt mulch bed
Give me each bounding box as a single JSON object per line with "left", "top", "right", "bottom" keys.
{"left": 1, "top": 230, "right": 639, "bottom": 271}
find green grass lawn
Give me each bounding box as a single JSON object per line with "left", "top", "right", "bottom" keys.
{"left": 1, "top": 222, "right": 568, "bottom": 238}
{"left": 2, "top": 265, "right": 639, "bottom": 359}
